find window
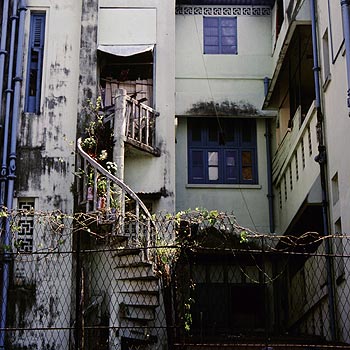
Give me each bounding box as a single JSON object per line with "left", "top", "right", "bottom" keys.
{"left": 25, "top": 13, "right": 46, "bottom": 114}
{"left": 188, "top": 118, "right": 257, "bottom": 184}
{"left": 322, "top": 29, "right": 331, "bottom": 84}
{"left": 203, "top": 17, "right": 237, "bottom": 54}
{"left": 16, "top": 200, "right": 35, "bottom": 253}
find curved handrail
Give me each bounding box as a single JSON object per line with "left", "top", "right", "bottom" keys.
{"left": 77, "top": 138, "right": 154, "bottom": 222}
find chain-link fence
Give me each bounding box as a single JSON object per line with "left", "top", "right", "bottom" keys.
{"left": 1, "top": 210, "right": 350, "bottom": 350}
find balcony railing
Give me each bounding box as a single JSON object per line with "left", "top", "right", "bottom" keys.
{"left": 125, "top": 95, "right": 160, "bottom": 155}
{"left": 273, "top": 101, "right": 320, "bottom": 231}
{"left": 76, "top": 138, "right": 156, "bottom": 257}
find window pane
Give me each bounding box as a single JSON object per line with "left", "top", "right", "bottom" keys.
{"left": 242, "top": 167, "right": 253, "bottom": 180}
{"left": 242, "top": 151, "right": 252, "bottom": 166}
{"left": 225, "top": 150, "right": 238, "bottom": 183}
{"left": 242, "top": 127, "right": 252, "bottom": 143}
{"left": 226, "top": 155, "right": 235, "bottom": 166}
{"left": 242, "top": 151, "right": 253, "bottom": 181}
{"left": 208, "top": 122, "right": 218, "bottom": 143}
{"left": 190, "top": 150, "right": 205, "bottom": 182}
{"left": 222, "top": 27, "right": 236, "bottom": 36}
{"left": 204, "top": 27, "right": 219, "bottom": 36}
{"left": 209, "top": 167, "right": 219, "bottom": 181}
{"left": 222, "top": 36, "right": 236, "bottom": 46}
{"left": 208, "top": 151, "right": 219, "bottom": 181}
{"left": 222, "top": 45, "right": 237, "bottom": 54}
{"left": 191, "top": 127, "right": 202, "bottom": 143}
{"left": 205, "top": 36, "right": 219, "bottom": 46}
{"left": 204, "top": 17, "right": 219, "bottom": 27}
{"left": 204, "top": 45, "right": 219, "bottom": 54}
{"left": 221, "top": 18, "right": 235, "bottom": 27}
{"left": 208, "top": 151, "right": 218, "bottom": 166}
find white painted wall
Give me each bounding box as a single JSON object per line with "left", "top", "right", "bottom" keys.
{"left": 176, "top": 11, "right": 272, "bottom": 115}
{"left": 175, "top": 7, "right": 272, "bottom": 232}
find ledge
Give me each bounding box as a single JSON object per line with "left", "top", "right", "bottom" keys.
{"left": 186, "top": 184, "right": 262, "bottom": 189}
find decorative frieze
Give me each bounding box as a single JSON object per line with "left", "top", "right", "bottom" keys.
{"left": 176, "top": 6, "right": 271, "bottom": 16}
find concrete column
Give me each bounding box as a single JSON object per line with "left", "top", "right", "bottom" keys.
{"left": 113, "top": 88, "right": 127, "bottom": 182}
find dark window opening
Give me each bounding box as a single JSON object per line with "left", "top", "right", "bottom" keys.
{"left": 99, "top": 50, "right": 154, "bottom": 109}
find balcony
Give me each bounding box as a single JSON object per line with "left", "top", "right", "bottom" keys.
{"left": 272, "top": 101, "right": 320, "bottom": 232}
{"left": 104, "top": 91, "right": 160, "bottom": 156}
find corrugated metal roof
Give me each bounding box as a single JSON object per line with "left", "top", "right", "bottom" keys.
{"left": 177, "top": 0, "right": 274, "bottom": 6}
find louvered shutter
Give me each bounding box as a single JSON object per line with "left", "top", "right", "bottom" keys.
{"left": 25, "top": 13, "right": 45, "bottom": 114}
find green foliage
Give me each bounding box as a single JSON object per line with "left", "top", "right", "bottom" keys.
{"left": 81, "top": 96, "right": 115, "bottom": 165}
{"left": 184, "top": 297, "right": 194, "bottom": 332}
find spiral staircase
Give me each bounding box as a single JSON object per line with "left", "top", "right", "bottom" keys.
{"left": 76, "top": 94, "right": 165, "bottom": 349}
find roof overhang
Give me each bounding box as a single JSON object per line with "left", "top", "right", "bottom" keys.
{"left": 97, "top": 44, "right": 154, "bottom": 57}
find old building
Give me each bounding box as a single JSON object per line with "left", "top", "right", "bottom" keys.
{"left": 0, "top": 0, "right": 350, "bottom": 349}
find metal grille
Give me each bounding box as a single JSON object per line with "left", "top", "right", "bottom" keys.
{"left": 1, "top": 211, "right": 350, "bottom": 350}
{"left": 16, "top": 200, "right": 35, "bottom": 253}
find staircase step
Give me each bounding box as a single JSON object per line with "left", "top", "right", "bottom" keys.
{"left": 118, "top": 278, "right": 159, "bottom": 293}
{"left": 115, "top": 264, "right": 154, "bottom": 279}
{"left": 115, "top": 248, "right": 143, "bottom": 257}
{"left": 116, "top": 261, "right": 152, "bottom": 269}
{"left": 120, "top": 303, "right": 156, "bottom": 321}
{"left": 119, "top": 292, "right": 159, "bottom": 306}
{"left": 116, "top": 251, "right": 143, "bottom": 265}
{"left": 121, "top": 334, "right": 158, "bottom": 347}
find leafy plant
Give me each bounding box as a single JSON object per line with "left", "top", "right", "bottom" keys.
{"left": 81, "top": 97, "right": 115, "bottom": 166}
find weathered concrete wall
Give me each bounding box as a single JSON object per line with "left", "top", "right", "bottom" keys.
{"left": 99, "top": 0, "right": 176, "bottom": 214}
{"left": 12, "top": 0, "right": 82, "bottom": 348}
{"left": 76, "top": 0, "right": 99, "bottom": 135}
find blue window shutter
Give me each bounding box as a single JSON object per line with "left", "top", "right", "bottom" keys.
{"left": 204, "top": 17, "right": 219, "bottom": 54}
{"left": 224, "top": 149, "right": 239, "bottom": 183}
{"left": 204, "top": 17, "right": 237, "bottom": 55}
{"left": 188, "top": 118, "right": 257, "bottom": 184}
{"left": 25, "top": 13, "right": 46, "bottom": 114}
{"left": 189, "top": 149, "right": 205, "bottom": 183}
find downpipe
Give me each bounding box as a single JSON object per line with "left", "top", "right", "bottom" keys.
{"left": 0, "top": 0, "right": 10, "bottom": 124}
{"left": 340, "top": 0, "right": 350, "bottom": 111}
{"left": 0, "top": 0, "right": 18, "bottom": 206}
{"left": 265, "top": 119, "right": 274, "bottom": 233}
{"left": 310, "top": 0, "right": 337, "bottom": 341}
{"left": 263, "top": 77, "right": 275, "bottom": 233}
{"left": 0, "top": 1, "right": 27, "bottom": 349}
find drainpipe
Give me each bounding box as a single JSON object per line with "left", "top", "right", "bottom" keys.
{"left": 0, "top": 0, "right": 10, "bottom": 121}
{"left": 265, "top": 119, "right": 274, "bottom": 233}
{"left": 0, "top": 2, "right": 26, "bottom": 349}
{"left": 263, "top": 77, "right": 275, "bottom": 233}
{"left": 340, "top": 0, "right": 350, "bottom": 110}
{"left": 0, "top": 0, "right": 18, "bottom": 207}
{"left": 310, "top": 0, "right": 337, "bottom": 341}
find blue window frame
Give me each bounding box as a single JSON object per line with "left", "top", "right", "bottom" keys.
{"left": 188, "top": 118, "right": 257, "bottom": 184}
{"left": 203, "top": 17, "right": 237, "bottom": 54}
{"left": 25, "top": 13, "right": 46, "bottom": 114}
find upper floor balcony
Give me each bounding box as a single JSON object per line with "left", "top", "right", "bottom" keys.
{"left": 272, "top": 101, "right": 320, "bottom": 233}
{"left": 265, "top": 0, "right": 311, "bottom": 109}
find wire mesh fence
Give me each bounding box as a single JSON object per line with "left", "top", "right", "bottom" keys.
{"left": 1, "top": 209, "right": 350, "bottom": 350}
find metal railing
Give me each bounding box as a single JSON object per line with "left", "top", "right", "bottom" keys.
{"left": 125, "top": 95, "right": 159, "bottom": 154}
{"left": 76, "top": 138, "right": 155, "bottom": 252}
